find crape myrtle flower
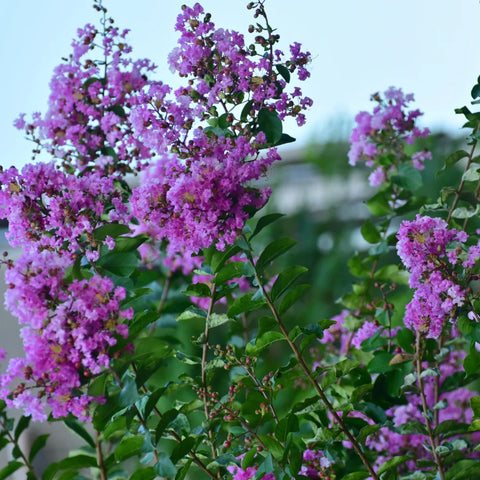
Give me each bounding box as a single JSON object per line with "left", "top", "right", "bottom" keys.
{"left": 396, "top": 215, "right": 477, "bottom": 337}
{"left": 0, "top": 250, "right": 132, "bottom": 421}
{"left": 348, "top": 87, "right": 430, "bottom": 187}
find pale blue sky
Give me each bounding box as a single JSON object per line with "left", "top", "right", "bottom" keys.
{"left": 1, "top": 1, "right": 480, "bottom": 168}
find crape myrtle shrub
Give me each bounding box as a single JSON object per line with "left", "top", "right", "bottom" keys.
{"left": 1, "top": 1, "right": 480, "bottom": 480}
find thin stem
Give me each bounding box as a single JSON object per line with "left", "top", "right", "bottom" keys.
{"left": 148, "top": 269, "right": 172, "bottom": 336}
{"left": 0, "top": 416, "right": 37, "bottom": 478}
{"left": 216, "top": 400, "right": 288, "bottom": 477}
{"left": 415, "top": 332, "right": 445, "bottom": 480}
{"left": 447, "top": 132, "right": 479, "bottom": 225}
{"left": 202, "top": 284, "right": 219, "bottom": 462}
{"left": 129, "top": 365, "right": 218, "bottom": 480}
{"left": 109, "top": 368, "right": 159, "bottom": 463}
{"left": 230, "top": 351, "right": 279, "bottom": 423}
{"left": 95, "top": 430, "right": 108, "bottom": 480}
{"left": 433, "top": 336, "right": 444, "bottom": 429}
{"left": 243, "top": 247, "right": 379, "bottom": 480}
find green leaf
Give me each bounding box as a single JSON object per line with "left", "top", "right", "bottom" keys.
{"left": 28, "top": 433, "right": 49, "bottom": 463}
{"left": 101, "top": 146, "right": 117, "bottom": 160}
{"left": 214, "top": 261, "right": 244, "bottom": 285}
{"left": 438, "top": 150, "right": 469, "bottom": 174}
{"left": 64, "top": 418, "right": 95, "bottom": 448}
{"left": 257, "top": 435, "right": 284, "bottom": 460}
{"left": 97, "top": 251, "right": 138, "bottom": 277}
{"left": 341, "top": 473, "right": 370, "bottom": 480}
{"left": 109, "top": 104, "right": 126, "bottom": 118}
{"left": 361, "top": 219, "right": 381, "bottom": 244}
{"left": 377, "top": 455, "right": 412, "bottom": 475}
{"left": 114, "top": 235, "right": 148, "bottom": 252}
{"left": 472, "top": 397, "right": 480, "bottom": 417}
{"left": 366, "top": 192, "right": 390, "bottom": 216}
{"left": 93, "top": 223, "right": 131, "bottom": 241}
{"left": 360, "top": 328, "right": 385, "bottom": 352}
{"left": 367, "top": 352, "right": 394, "bottom": 374}
{"left": 257, "top": 108, "right": 283, "bottom": 144}
{"left": 246, "top": 331, "right": 285, "bottom": 355}
{"left": 242, "top": 447, "right": 257, "bottom": 470}
{"left": 374, "top": 264, "right": 409, "bottom": 285}
{"left": 271, "top": 265, "right": 308, "bottom": 301}
{"left": 464, "top": 349, "right": 480, "bottom": 376}
{"left": 0, "top": 438, "right": 8, "bottom": 452}
{"left": 357, "top": 424, "right": 381, "bottom": 444}
{"left": 452, "top": 205, "right": 480, "bottom": 219}
{"left": 278, "top": 284, "right": 310, "bottom": 315}
{"left": 114, "top": 436, "right": 144, "bottom": 462}
{"left": 119, "top": 373, "right": 140, "bottom": 407}
{"left": 275, "top": 64, "right": 291, "bottom": 83}
{"left": 445, "top": 459, "right": 480, "bottom": 480}
{"left": 462, "top": 164, "right": 480, "bottom": 182}
{"left": 276, "top": 133, "right": 296, "bottom": 146}
{"left": 175, "top": 459, "right": 193, "bottom": 480}
{"left": 256, "top": 237, "right": 296, "bottom": 273}
{"left": 395, "top": 328, "right": 415, "bottom": 353}
{"left": 392, "top": 164, "right": 422, "bottom": 191}
{"left": 240, "top": 100, "right": 254, "bottom": 121}
{"left": 154, "top": 453, "right": 177, "bottom": 478}
{"left": 275, "top": 414, "right": 299, "bottom": 442}
{"left": 14, "top": 416, "right": 30, "bottom": 441}
{"left": 0, "top": 461, "right": 23, "bottom": 480}
{"left": 250, "top": 213, "right": 284, "bottom": 239}
{"left": 210, "top": 245, "right": 241, "bottom": 273}
{"left": 42, "top": 455, "right": 97, "bottom": 480}
{"left": 182, "top": 283, "right": 211, "bottom": 298}
{"left": 155, "top": 409, "right": 179, "bottom": 442}
{"left": 171, "top": 437, "right": 195, "bottom": 464}
{"left": 227, "top": 293, "right": 266, "bottom": 317}
{"left": 130, "top": 467, "right": 157, "bottom": 480}
{"left": 177, "top": 307, "right": 206, "bottom": 323}
{"left": 433, "top": 420, "right": 470, "bottom": 438}
{"left": 207, "top": 313, "right": 233, "bottom": 329}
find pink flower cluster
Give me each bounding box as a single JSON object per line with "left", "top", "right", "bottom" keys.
{"left": 15, "top": 20, "right": 155, "bottom": 174}
{"left": 226, "top": 449, "right": 332, "bottom": 479}
{"left": 367, "top": 349, "right": 477, "bottom": 472}
{"left": 1, "top": 1, "right": 312, "bottom": 423}
{"left": 396, "top": 215, "right": 476, "bottom": 337}
{"left": 127, "top": 3, "right": 311, "bottom": 259}
{"left": 348, "top": 87, "right": 430, "bottom": 186}
{"left": 0, "top": 250, "right": 132, "bottom": 421}
{"left": 130, "top": 140, "right": 277, "bottom": 257}
{"left": 0, "top": 162, "right": 128, "bottom": 258}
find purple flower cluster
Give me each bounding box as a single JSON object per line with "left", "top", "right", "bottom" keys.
{"left": 0, "top": 250, "right": 132, "bottom": 421}
{"left": 226, "top": 449, "right": 333, "bottom": 479}
{"left": 396, "top": 215, "right": 473, "bottom": 337}
{"left": 0, "top": 162, "right": 127, "bottom": 258}
{"left": 1, "top": 1, "right": 312, "bottom": 423}
{"left": 348, "top": 87, "right": 430, "bottom": 186}
{"left": 15, "top": 20, "right": 156, "bottom": 174}
{"left": 367, "top": 349, "right": 477, "bottom": 472}
{"left": 127, "top": 3, "right": 311, "bottom": 259}
{"left": 130, "top": 142, "right": 276, "bottom": 257}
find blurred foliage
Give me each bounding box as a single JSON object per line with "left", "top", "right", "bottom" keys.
{"left": 263, "top": 130, "right": 466, "bottom": 321}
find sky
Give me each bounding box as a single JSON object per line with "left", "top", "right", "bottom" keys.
{"left": 1, "top": 0, "right": 480, "bottom": 169}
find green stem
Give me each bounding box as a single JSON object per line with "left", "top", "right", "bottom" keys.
{"left": 202, "top": 284, "right": 219, "bottom": 464}
{"left": 0, "top": 416, "right": 37, "bottom": 478}
{"left": 243, "top": 246, "right": 379, "bottom": 480}
{"left": 415, "top": 332, "right": 445, "bottom": 480}
{"left": 95, "top": 430, "right": 108, "bottom": 480}
{"left": 448, "top": 131, "right": 479, "bottom": 226}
